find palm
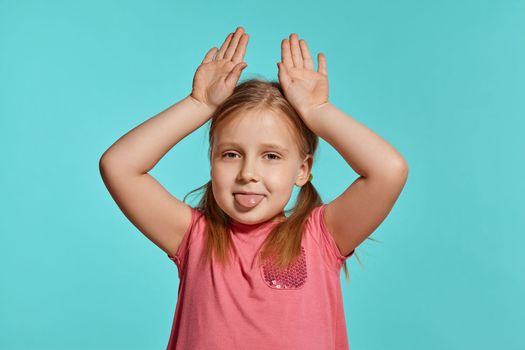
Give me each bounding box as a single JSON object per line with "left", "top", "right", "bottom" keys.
{"left": 192, "top": 60, "right": 239, "bottom": 108}
{"left": 277, "top": 34, "right": 329, "bottom": 118}
{"left": 191, "top": 27, "right": 249, "bottom": 110}
{"left": 279, "top": 67, "right": 328, "bottom": 114}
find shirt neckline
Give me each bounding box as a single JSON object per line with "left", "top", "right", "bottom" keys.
{"left": 230, "top": 215, "right": 286, "bottom": 234}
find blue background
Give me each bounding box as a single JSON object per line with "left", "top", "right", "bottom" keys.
{"left": 1, "top": 0, "right": 524, "bottom": 349}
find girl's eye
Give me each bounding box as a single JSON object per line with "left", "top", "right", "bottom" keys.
{"left": 221, "top": 152, "right": 280, "bottom": 160}
{"left": 265, "top": 153, "right": 280, "bottom": 160}
{"left": 222, "top": 152, "right": 239, "bottom": 159}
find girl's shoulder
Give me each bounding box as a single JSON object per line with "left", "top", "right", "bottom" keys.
{"left": 167, "top": 206, "right": 206, "bottom": 273}
{"left": 305, "top": 204, "right": 353, "bottom": 268}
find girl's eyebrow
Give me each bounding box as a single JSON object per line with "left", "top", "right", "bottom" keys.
{"left": 217, "top": 141, "right": 289, "bottom": 153}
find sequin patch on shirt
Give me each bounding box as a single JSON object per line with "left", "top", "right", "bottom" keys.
{"left": 260, "top": 246, "right": 307, "bottom": 290}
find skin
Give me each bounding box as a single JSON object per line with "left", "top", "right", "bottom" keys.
{"left": 190, "top": 27, "right": 250, "bottom": 111}
{"left": 192, "top": 26, "right": 408, "bottom": 255}
{"left": 100, "top": 26, "right": 408, "bottom": 258}
{"left": 190, "top": 26, "right": 313, "bottom": 226}
{"left": 210, "top": 109, "right": 312, "bottom": 226}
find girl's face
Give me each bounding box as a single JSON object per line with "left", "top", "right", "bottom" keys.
{"left": 211, "top": 109, "right": 312, "bottom": 226}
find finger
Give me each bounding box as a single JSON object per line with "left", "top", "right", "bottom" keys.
{"left": 201, "top": 47, "right": 218, "bottom": 64}
{"left": 277, "top": 62, "right": 291, "bottom": 88}
{"left": 225, "top": 62, "right": 247, "bottom": 87}
{"left": 216, "top": 32, "right": 234, "bottom": 60}
{"left": 318, "top": 52, "right": 327, "bottom": 76}
{"left": 289, "top": 33, "right": 304, "bottom": 68}
{"left": 299, "top": 39, "right": 314, "bottom": 71}
{"left": 231, "top": 33, "right": 249, "bottom": 63}
{"left": 281, "top": 39, "right": 294, "bottom": 69}
{"left": 224, "top": 27, "right": 245, "bottom": 61}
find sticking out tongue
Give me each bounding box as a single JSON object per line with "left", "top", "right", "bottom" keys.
{"left": 234, "top": 194, "right": 264, "bottom": 208}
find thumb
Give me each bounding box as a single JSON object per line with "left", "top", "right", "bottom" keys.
{"left": 225, "top": 62, "right": 248, "bottom": 86}
{"left": 277, "top": 62, "right": 291, "bottom": 87}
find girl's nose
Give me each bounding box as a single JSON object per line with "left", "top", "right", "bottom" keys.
{"left": 237, "top": 159, "right": 260, "bottom": 182}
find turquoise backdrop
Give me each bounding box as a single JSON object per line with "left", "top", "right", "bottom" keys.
{"left": 1, "top": 0, "right": 523, "bottom": 349}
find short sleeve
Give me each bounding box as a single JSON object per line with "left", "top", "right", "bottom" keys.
{"left": 167, "top": 207, "right": 202, "bottom": 277}
{"left": 308, "top": 204, "right": 354, "bottom": 269}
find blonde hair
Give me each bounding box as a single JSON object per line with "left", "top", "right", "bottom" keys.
{"left": 183, "top": 78, "right": 365, "bottom": 281}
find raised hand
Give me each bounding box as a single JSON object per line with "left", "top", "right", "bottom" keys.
{"left": 277, "top": 33, "right": 329, "bottom": 120}
{"left": 190, "top": 27, "right": 249, "bottom": 110}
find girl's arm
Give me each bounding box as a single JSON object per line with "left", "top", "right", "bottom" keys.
{"left": 277, "top": 33, "right": 408, "bottom": 257}
{"left": 99, "top": 27, "right": 249, "bottom": 258}
{"left": 301, "top": 102, "right": 408, "bottom": 257}
{"left": 100, "top": 96, "right": 213, "bottom": 174}
{"left": 99, "top": 97, "right": 213, "bottom": 258}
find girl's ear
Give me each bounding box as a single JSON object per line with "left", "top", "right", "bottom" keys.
{"left": 295, "top": 155, "right": 313, "bottom": 187}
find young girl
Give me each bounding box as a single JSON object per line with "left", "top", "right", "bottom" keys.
{"left": 100, "top": 26, "right": 408, "bottom": 349}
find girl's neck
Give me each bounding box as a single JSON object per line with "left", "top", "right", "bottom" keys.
{"left": 230, "top": 213, "right": 286, "bottom": 233}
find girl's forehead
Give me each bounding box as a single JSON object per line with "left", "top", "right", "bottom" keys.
{"left": 215, "top": 110, "right": 297, "bottom": 145}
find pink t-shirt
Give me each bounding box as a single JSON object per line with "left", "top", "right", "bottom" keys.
{"left": 166, "top": 204, "right": 354, "bottom": 349}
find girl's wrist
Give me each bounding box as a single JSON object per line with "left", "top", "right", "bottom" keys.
{"left": 187, "top": 94, "right": 216, "bottom": 116}
{"left": 298, "top": 101, "right": 332, "bottom": 123}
